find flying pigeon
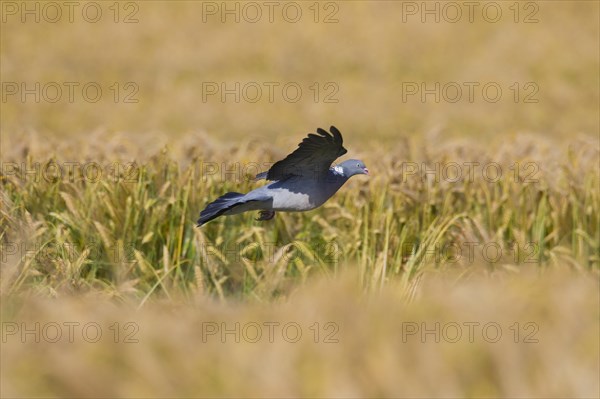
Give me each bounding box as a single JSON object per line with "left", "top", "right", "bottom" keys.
{"left": 197, "top": 126, "right": 369, "bottom": 226}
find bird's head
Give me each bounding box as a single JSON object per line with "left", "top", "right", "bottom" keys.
{"left": 338, "top": 159, "right": 369, "bottom": 177}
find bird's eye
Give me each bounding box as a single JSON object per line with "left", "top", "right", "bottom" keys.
{"left": 356, "top": 163, "right": 360, "bottom": 167}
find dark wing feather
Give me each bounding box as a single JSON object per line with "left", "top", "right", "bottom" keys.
{"left": 262, "top": 126, "right": 347, "bottom": 181}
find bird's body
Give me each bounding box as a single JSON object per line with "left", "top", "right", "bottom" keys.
{"left": 197, "top": 126, "right": 368, "bottom": 226}
{"left": 224, "top": 170, "right": 348, "bottom": 214}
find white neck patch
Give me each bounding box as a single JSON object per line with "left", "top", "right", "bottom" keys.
{"left": 332, "top": 165, "right": 344, "bottom": 175}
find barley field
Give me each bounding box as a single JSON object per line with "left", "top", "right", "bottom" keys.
{"left": 1, "top": 2, "right": 599, "bottom": 398}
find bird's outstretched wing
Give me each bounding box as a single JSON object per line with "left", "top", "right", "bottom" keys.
{"left": 259, "top": 126, "right": 347, "bottom": 181}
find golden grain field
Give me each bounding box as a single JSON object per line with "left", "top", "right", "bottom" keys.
{"left": 1, "top": 1, "right": 599, "bottom": 398}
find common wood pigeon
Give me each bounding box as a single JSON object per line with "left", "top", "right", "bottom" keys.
{"left": 197, "top": 126, "right": 369, "bottom": 226}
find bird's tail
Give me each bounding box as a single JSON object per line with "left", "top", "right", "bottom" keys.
{"left": 197, "top": 192, "right": 245, "bottom": 226}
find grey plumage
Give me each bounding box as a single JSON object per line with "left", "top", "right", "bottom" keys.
{"left": 197, "top": 126, "right": 368, "bottom": 226}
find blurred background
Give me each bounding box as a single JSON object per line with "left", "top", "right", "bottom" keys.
{"left": 1, "top": 1, "right": 598, "bottom": 149}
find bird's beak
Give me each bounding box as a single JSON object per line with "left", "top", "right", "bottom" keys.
{"left": 363, "top": 168, "right": 370, "bottom": 175}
